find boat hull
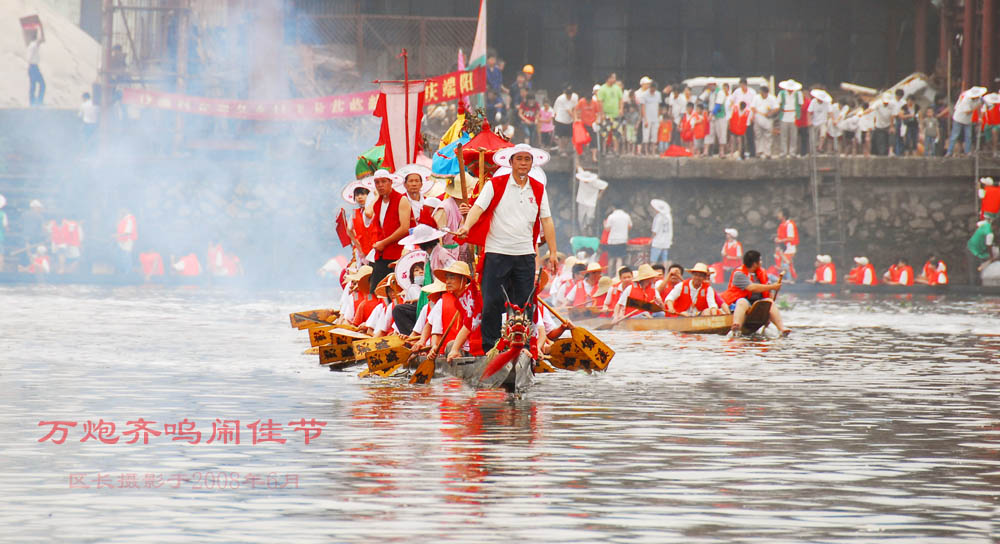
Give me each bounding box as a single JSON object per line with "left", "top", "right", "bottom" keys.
{"left": 577, "top": 314, "right": 733, "bottom": 334}
{"left": 437, "top": 350, "right": 535, "bottom": 393}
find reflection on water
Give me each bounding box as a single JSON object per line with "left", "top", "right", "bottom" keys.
{"left": 1, "top": 286, "right": 999, "bottom": 542}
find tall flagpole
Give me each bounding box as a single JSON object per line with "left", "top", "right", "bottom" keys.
{"left": 400, "top": 49, "right": 410, "bottom": 164}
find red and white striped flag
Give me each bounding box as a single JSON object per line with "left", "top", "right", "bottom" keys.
{"left": 373, "top": 81, "right": 426, "bottom": 172}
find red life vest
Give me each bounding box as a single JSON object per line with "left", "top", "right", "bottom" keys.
{"left": 777, "top": 219, "right": 799, "bottom": 246}
{"left": 465, "top": 174, "right": 545, "bottom": 249}
{"left": 984, "top": 104, "right": 1000, "bottom": 126}
{"left": 373, "top": 190, "right": 409, "bottom": 261}
{"left": 410, "top": 199, "right": 438, "bottom": 228}
{"left": 935, "top": 268, "right": 949, "bottom": 285}
{"left": 681, "top": 114, "right": 695, "bottom": 141}
{"left": 982, "top": 186, "right": 1000, "bottom": 215}
{"left": 722, "top": 240, "right": 743, "bottom": 268}
{"left": 796, "top": 96, "right": 811, "bottom": 128}
{"left": 729, "top": 105, "right": 750, "bottom": 135}
{"left": 886, "top": 264, "right": 900, "bottom": 282}
{"left": 50, "top": 222, "right": 66, "bottom": 246}
{"left": 671, "top": 278, "right": 712, "bottom": 313}
{"left": 30, "top": 254, "right": 51, "bottom": 274}
{"left": 694, "top": 113, "right": 709, "bottom": 139}
{"left": 353, "top": 298, "right": 380, "bottom": 327}
{"left": 722, "top": 265, "right": 769, "bottom": 304}
{"left": 116, "top": 214, "right": 137, "bottom": 243}
{"left": 176, "top": 253, "right": 201, "bottom": 276}
{"left": 861, "top": 264, "right": 876, "bottom": 285}
{"left": 223, "top": 255, "right": 241, "bottom": 276}
{"left": 571, "top": 279, "right": 596, "bottom": 307}
{"left": 352, "top": 208, "right": 378, "bottom": 255}
{"left": 814, "top": 263, "right": 837, "bottom": 284}
{"left": 922, "top": 261, "right": 937, "bottom": 284}
{"left": 896, "top": 265, "right": 914, "bottom": 286}
{"left": 458, "top": 284, "right": 485, "bottom": 356}
{"left": 140, "top": 252, "right": 164, "bottom": 277}
{"left": 62, "top": 220, "right": 81, "bottom": 247}
{"left": 609, "top": 281, "right": 632, "bottom": 308}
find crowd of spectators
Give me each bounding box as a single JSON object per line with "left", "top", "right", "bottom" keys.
{"left": 481, "top": 54, "right": 1000, "bottom": 161}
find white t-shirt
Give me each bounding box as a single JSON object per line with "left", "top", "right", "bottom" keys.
{"left": 603, "top": 210, "right": 632, "bottom": 245}
{"left": 651, "top": 211, "right": 672, "bottom": 249}
{"left": 473, "top": 176, "right": 552, "bottom": 256}
{"left": 874, "top": 102, "right": 894, "bottom": 129}
{"left": 365, "top": 303, "right": 386, "bottom": 330}
{"left": 79, "top": 99, "right": 99, "bottom": 124}
{"left": 576, "top": 177, "right": 608, "bottom": 206}
{"left": 635, "top": 88, "right": 662, "bottom": 123}
{"left": 952, "top": 93, "right": 981, "bottom": 125}
{"left": 752, "top": 94, "right": 779, "bottom": 129}
{"left": 339, "top": 290, "right": 356, "bottom": 323}
{"left": 808, "top": 100, "right": 830, "bottom": 127}
{"left": 730, "top": 87, "right": 757, "bottom": 111}
{"left": 413, "top": 300, "right": 434, "bottom": 333}
{"left": 672, "top": 93, "right": 690, "bottom": 124}
{"left": 27, "top": 39, "right": 40, "bottom": 65}
{"left": 553, "top": 92, "right": 578, "bottom": 124}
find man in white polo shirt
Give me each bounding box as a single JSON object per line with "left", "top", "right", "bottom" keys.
{"left": 456, "top": 143, "right": 558, "bottom": 351}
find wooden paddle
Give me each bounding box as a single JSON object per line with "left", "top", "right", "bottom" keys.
{"left": 410, "top": 312, "right": 459, "bottom": 384}
{"left": 538, "top": 298, "right": 615, "bottom": 371}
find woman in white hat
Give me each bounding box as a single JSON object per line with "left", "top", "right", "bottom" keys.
{"left": 808, "top": 89, "right": 832, "bottom": 154}
{"left": 721, "top": 228, "right": 743, "bottom": 278}
{"left": 947, "top": 86, "right": 987, "bottom": 156}
{"left": 454, "top": 143, "right": 557, "bottom": 352}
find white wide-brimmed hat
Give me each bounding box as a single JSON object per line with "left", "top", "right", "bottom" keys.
{"left": 494, "top": 165, "right": 548, "bottom": 185}
{"left": 341, "top": 176, "right": 375, "bottom": 204}
{"left": 576, "top": 170, "right": 598, "bottom": 182}
{"left": 650, "top": 199, "right": 670, "bottom": 214}
{"left": 394, "top": 250, "right": 428, "bottom": 291}
{"left": 724, "top": 228, "right": 738, "bottom": 238}
{"left": 592, "top": 84, "right": 601, "bottom": 94}
{"left": 817, "top": 255, "right": 832, "bottom": 264}
{"left": 0, "top": 194, "right": 6, "bottom": 209}
{"left": 779, "top": 79, "right": 802, "bottom": 92}
{"left": 393, "top": 163, "right": 435, "bottom": 195}
{"left": 639, "top": 76, "right": 652, "bottom": 85}
{"left": 810, "top": 89, "right": 832, "bottom": 103}
{"left": 371, "top": 168, "right": 401, "bottom": 184}
{"left": 984, "top": 93, "right": 1000, "bottom": 105}
{"left": 853, "top": 257, "right": 869, "bottom": 265}
{"left": 881, "top": 92, "right": 892, "bottom": 103}
{"left": 30, "top": 199, "right": 42, "bottom": 209}
{"left": 421, "top": 279, "right": 447, "bottom": 295}
{"left": 346, "top": 264, "right": 373, "bottom": 282}
{"left": 433, "top": 260, "right": 473, "bottom": 283}
{"left": 492, "top": 143, "right": 551, "bottom": 168}
{"left": 593, "top": 276, "right": 614, "bottom": 297}
{"left": 966, "top": 86, "right": 988, "bottom": 99}
{"left": 584, "top": 262, "right": 603, "bottom": 274}
{"left": 687, "top": 262, "right": 711, "bottom": 275}
{"left": 399, "top": 224, "right": 447, "bottom": 246}
{"left": 981, "top": 176, "right": 995, "bottom": 186}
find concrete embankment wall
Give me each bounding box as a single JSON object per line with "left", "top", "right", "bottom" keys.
{"left": 542, "top": 156, "right": 1000, "bottom": 284}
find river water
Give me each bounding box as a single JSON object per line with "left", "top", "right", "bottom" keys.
{"left": 1, "top": 285, "right": 998, "bottom": 543}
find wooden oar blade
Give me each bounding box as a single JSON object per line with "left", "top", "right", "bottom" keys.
{"left": 547, "top": 338, "right": 595, "bottom": 373}
{"left": 571, "top": 327, "right": 615, "bottom": 371}
{"left": 368, "top": 346, "right": 412, "bottom": 374}
{"left": 409, "top": 356, "right": 436, "bottom": 384}
{"left": 289, "top": 309, "right": 338, "bottom": 329}
{"left": 319, "top": 343, "right": 355, "bottom": 365}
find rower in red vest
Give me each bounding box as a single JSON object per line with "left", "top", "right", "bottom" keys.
{"left": 720, "top": 228, "right": 743, "bottom": 279}
{"left": 664, "top": 263, "right": 724, "bottom": 316}
{"left": 50, "top": 218, "right": 83, "bottom": 274}
{"left": 979, "top": 176, "right": 1000, "bottom": 220}
{"left": 345, "top": 265, "right": 379, "bottom": 327}
{"left": 21, "top": 245, "right": 51, "bottom": 274}
{"left": 591, "top": 277, "right": 614, "bottom": 317}
{"left": 613, "top": 263, "right": 662, "bottom": 321}
{"left": 655, "top": 263, "right": 682, "bottom": 301}
{"left": 883, "top": 257, "right": 914, "bottom": 286}
{"left": 917, "top": 254, "right": 948, "bottom": 285}
{"left": 845, "top": 256, "right": 877, "bottom": 285}
{"left": 395, "top": 164, "right": 439, "bottom": 228}
{"left": 367, "top": 169, "right": 412, "bottom": 294}
{"left": 342, "top": 177, "right": 378, "bottom": 258}
{"left": 808, "top": 254, "right": 836, "bottom": 284}
{"left": 566, "top": 262, "right": 602, "bottom": 307}
{"left": 432, "top": 261, "right": 486, "bottom": 360}
{"left": 775, "top": 208, "right": 799, "bottom": 280}
{"left": 172, "top": 253, "right": 201, "bottom": 276}
{"left": 604, "top": 266, "right": 634, "bottom": 312}
{"left": 139, "top": 251, "right": 164, "bottom": 281}
{"left": 721, "top": 250, "right": 789, "bottom": 335}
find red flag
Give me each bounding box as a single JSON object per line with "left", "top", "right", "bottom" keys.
{"left": 373, "top": 81, "right": 427, "bottom": 171}
{"left": 335, "top": 209, "right": 352, "bottom": 247}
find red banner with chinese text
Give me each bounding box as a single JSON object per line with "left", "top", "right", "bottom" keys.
{"left": 121, "top": 67, "right": 485, "bottom": 121}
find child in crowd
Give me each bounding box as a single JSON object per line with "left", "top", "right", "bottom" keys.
{"left": 901, "top": 97, "right": 920, "bottom": 156}
{"left": 694, "top": 102, "right": 709, "bottom": 156}
{"left": 920, "top": 106, "right": 938, "bottom": 157}
{"left": 657, "top": 105, "right": 673, "bottom": 154}
{"left": 623, "top": 102, "right": 640, "bottom": 155}
{"left": 538, "top": 99, "right": 555, "bottom": 149}
{"left": 681, "top": 102, "right": 696, "bottom": 154}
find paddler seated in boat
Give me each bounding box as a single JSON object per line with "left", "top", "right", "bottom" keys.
{"left": 424, "top": 261, "right": 486, "bottom": 363}
{"left": 554, "top": 262, "right": 587, "bottom": 307}
{"left": 664, "top": 262, "right": 724, "bottom": 316}
{"left": 395, "top": 164, "right": 438, "bottom": 228}
{"left": 364, "top": 274, "right": 402, "bottom": 337}
{"left": 806, "top": 254, "right": 836, "bottom": 284}
{"left": 591, "top": 276, "right": 614, "bottom": 317}
{"left": 654, "top": 263, "right": 683, "bottom": 301}
{"left": 602, "top": 266, "right": 633, "bottom": 313}
{"left": 391, "top": 226, "right": 447, "bottom": 335}
{"left": 613, "top": 263, "right": 664, "bottom": 320}
{"left": 882, "top": 257, "right": 914, "bottom": 286}
{"left": 845, "top": 256, "right": 877, "bottom": 285}
{"left": 916, "top": 254, "right": 948, "bottom": 285}
{"left": 721, "top": 250, "right": 790, "bottom": 335}
{"left": 408, "top": 279, "right": 447, "bottom": 352}
{"left": 343, "top": 265, "right": 380, "bottom": 327}
{"left": 565, "top": 262, "right": 603, "bottom": 308}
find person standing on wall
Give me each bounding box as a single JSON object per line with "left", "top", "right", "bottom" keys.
{"left": 26, "top": 28, "right": 45, "bottom": 106}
